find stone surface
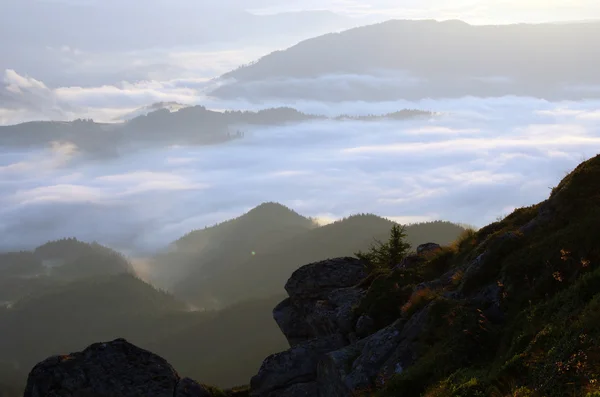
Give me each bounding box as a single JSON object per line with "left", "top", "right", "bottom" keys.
{"left": 416, "top": 243, "right": 442, "bottom": 255}
{"left": 290, "top": 287, "right": 364, "bottom": 341}
{"left": 176, "top": 378, "right": 213, "bottom": 397}
{"left": 250, "top": 334, "right": 347, "bottom": 397}
{"left": 284, "top": 258, "right": 367, "bottom": 299}
{"left": 23, "top": 338, "right": 213, "bottom": 397}
{"left": 266, "top": 382, "right": 319, "bottom": 397}
{"left": 355, "top": 315, "right": 375, "bottom": 339}
{"left": 273, "top": 298, "right": 313, "bottom": 347}
{"left": 376, "top": 305, "right": 432, "bottom": 382}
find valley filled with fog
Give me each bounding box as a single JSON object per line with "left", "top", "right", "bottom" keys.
{"left": 2, "top": 3, "right": 600, "bottom": 396}
{"left": 1, "top": 96, "right": 599, "bottom": 254}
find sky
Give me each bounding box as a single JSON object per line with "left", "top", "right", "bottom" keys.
{"left": 249, "top": 0, "right": 600, "bottom": 24}
{"left": 1, "top": 0, "right": 600, "bottom": 255}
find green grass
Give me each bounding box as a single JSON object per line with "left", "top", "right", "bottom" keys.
{"left": 365, "top": 155, "right": 600, "bottom": 397}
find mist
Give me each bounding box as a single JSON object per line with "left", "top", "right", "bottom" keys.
{"left": 1, "top": 96, "right": 598, "bottom": 254}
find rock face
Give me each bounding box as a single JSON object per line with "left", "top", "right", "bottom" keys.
{"left": 24, "top": 338, "right": 213, "bottom": 397}
{"left": 284, "top": 257, "right": 367, "bottom": 299}
{"left": 251, "top": 258, "right": 370, "bottom": 397}
{"left": 252, "top": 255, "right": 441, "bottom": 397}
{"left": 416, "top": 242, "right": 441, "bottom": 255}
{"left": 273, "top": 258, "right": 367, "bottom": 347}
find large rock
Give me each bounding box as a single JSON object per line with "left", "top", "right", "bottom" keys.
{"left": 416, "top": 243, "right": 442, "bottom": 255}
{"left": 23, "top": 338, "right": 212, "bottom": 397}
{"left": 273, "top": 298, "right": 314, "bottom": 347}
{"left": 274, "top": 287, "right": 365, "bottom": 346}
{"left": 284, "top": 258, "right": 367, "bottom": 299}
{"left": 266, "top": 382, "right": 319, "bottom": 397}
{"left": 274, "top": 258, "right": 368, "bottom": 346}
{"left": 250, "top": 334, "right": 347, "bottom": 397}
{"left": 317, "top": 304, "right": 433, "bottom": 395}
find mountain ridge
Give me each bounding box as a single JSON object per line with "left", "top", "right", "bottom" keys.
{"left": 11, "top": 153, "right": 600, "bottom": 397}
{"left": 213, "top": 19, "right": 600, "bottom": 101}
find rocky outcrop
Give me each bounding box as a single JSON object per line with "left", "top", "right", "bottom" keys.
{"left": 250, "top": 334, "right": 347, "bottom": 397}
{"left": 283, "top": 257, "right": 367, "bottom": 299}
{"left": 416, "top": 243, "right": 441, "bottom": 255}
{"left": 254, "top": 258, "right": 368, "bottom": 397}
{"left": 253, "top": 253, "right": 443, "bottom": 397}
{"left": 23, "top": 338, "right": 215, "bottom": 397}
{"left": 394, "top": 243, "right": 441, "bottom": 271}
{"left": 273, "top": 258, "right": 367, "bottom": 347}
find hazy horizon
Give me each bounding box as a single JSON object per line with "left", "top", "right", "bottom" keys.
{"left": 2, "top": 96, "right": 599, "bottom": 255}
{"left": 2, "top": 3, "right": 600, "bottom": 254}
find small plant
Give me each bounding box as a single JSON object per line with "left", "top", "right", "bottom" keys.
{"left": 356, "top": 224, "right": 411, "bottom": 272}
{"left": 451, "top": 228, "right": 478, "bottom": 253}
{"left": 401, "top": 288, "right": 438, "bottom": 317}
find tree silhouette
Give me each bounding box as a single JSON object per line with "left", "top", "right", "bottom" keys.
{"left": 355, "top": 224, "right": 411, "bottom": 271}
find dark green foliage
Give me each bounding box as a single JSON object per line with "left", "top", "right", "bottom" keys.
{"left": 356, "top": 245, "right": 457, "bottom": 330}
{"left": 0, "top": 239, "right": 133, "bottom": 303}
{"left": 372, "top": 154, "right": 600, "bottom": 397}
{"left": 356, "top": 225, "right": 411, "bottom": 271}
{"left": 169, "top": 208, "right": 465, "bottom": 308}
{"left": 33, "top": 238, "right": 133, "bottom": 280}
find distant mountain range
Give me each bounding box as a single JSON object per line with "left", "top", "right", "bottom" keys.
{"left": 211, "top": 19, "right": 600, "bottom": 101}
{"left": 0, "top": 238, "right": 132, "bottom": 304}
{"left": 150, "top": 202, "right": 467, "bottom": 308}
{"left": 117, "top": 101, "right": 190, "bottom": 122}
{"left": 0, "top": 105, "right": 433, "bottom": 157}
{"left": 0, "top": 202, "right": 466, "bottom": 394}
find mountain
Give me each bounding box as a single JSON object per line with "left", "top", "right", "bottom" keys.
{"left": 151, "top": 202, "right": 317, "bottom": 293}
{"left": 0, "top": 273, "right": 186, "bottom": 390}
{"left": 117, "top": 102, "right": 190, "bottom": 122}
{"left": 166, "top": 208, "right": 466, "bottom": 308}
{"left": 0, "top": 107, "right": 318, "bottom": 157}
{"left": 248, "top": 153, "right": 600, "bottom": 397}
{"left": 0, "top": 271, "right": 287, "bottom": 395}
{"left": 19, "top": 153, "right": 600, "bottom": 397}
{"left": 0, "top": 238, "right": 133, "bottom": 303}
{"left": 145, "top": 295, "right": 288, "bottom": 388}
{"left": 0, "top": 106, "right": 434, "bottom": 158}
{"left": 213, "top": 19, "right": 600, "bottom": 101}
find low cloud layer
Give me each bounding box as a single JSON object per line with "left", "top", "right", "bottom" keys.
{"left": 1, "top": 97, "right": 599, "bottom": 255}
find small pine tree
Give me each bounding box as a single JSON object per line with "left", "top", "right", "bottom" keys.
{"left": 356, "top": 224, "right": 411, "bottom": 271}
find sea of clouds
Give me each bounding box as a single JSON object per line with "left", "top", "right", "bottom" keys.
{"left": 2, "top": 1, "right": 600, "bottom": 255}
{"left": 1, "top": 96, "right": 599, "bottom": 255}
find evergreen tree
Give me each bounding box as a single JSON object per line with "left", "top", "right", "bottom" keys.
{"left": 355, "top": 224, "right": 411, "bottom": 271}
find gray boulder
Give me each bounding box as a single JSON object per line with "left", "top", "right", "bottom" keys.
{"left": 355, "top": 315, "right": 375, "bottom": 339}
{"left": 416, "top": 243, "right": 442, "bottom": 255}
{"left": 285, "top": 258, "right": 367, "bottom": 299}
{"left": 317, "top": 304, "right": 433, "bottom": 395}
{"left": 273, "top": 298, "right": 313, "bottom": 347}
{"left": 250, "top": 334, "right": 347, "bottom": 397}
{"left": 23, "top": 338, "right": 213, "bottom": 397}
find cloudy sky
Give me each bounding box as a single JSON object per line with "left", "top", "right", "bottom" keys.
{"left": 1, "top": 0, "right": 600, "bottom": 255}
{"left": 252, "top": 0, "right": 600, "bottom": 23}
{"left": 2, "top": 0, "right": 600, "bottom": 125}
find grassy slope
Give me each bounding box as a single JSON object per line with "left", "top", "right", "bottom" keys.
{"left": 355, "top": 155, "right": 600, "bottom": 397}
